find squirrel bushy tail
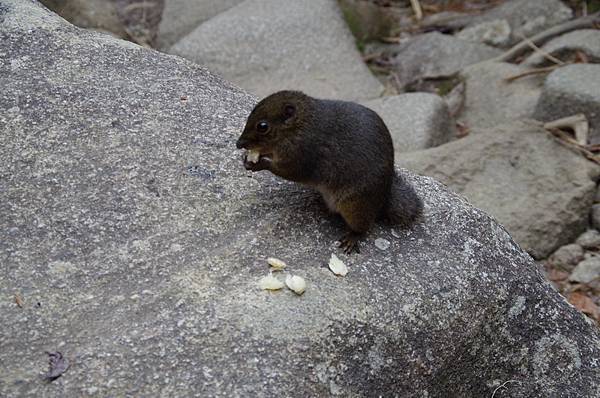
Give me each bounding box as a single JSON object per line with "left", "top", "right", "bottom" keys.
{"left": 383, "top": 172, "right": 423, "bottom": 227}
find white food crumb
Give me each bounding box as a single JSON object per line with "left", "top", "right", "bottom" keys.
{"left": 285, "top": 274, "right": 307, "bottom": 295}
{"left": 375, "top": 238, "right": 391, "bottom": 251}
{"left": 247, "top": 149, "right": 260, "bottom": 163}
{"left": 267, "top": 257, "right": 287, "bottom": 271}
{"left": 259, "top": 272, "right": 284, "bottom": 290}
{"left": 328, "top": 254, "right": 348, "bottom": 276}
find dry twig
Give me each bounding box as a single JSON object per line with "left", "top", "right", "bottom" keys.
{"left": 410, "top": 0, "right": 423, "bottom": 20}
{"left": 544, "top": 114, "right": 600, "bottom": 165}
{"left": 496, "top": 12, "right": 600, "bottom": 62}
{"left": 504, "top": 64, "right": 568, "bottom": 82}
{"left": 362, "top": 52, "right": 383, "bottom": 63}
{"left": 518, "top": 33, "right": 565, "bottom": 65}
{"left": 444, "top": 81, "right": 465, "bottom": 117}
{"left": 544, "top": 114, "right": 589, "bottom": 145}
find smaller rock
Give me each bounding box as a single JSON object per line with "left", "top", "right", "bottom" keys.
{"left": 458, "top": 61, "right": 542, "bottom": 129}
{"left": 337, "top": 0, "right": 405, "bottom": 42}
{"left": 374, "top": 238, "right": 391, "bottom": 251}
{"left": 157, "top": 0, "right": 244, "bottom": 50}
{"left": 466, "top": 0, "right": 572, "bottom": 45}
{"left": 456, "top": 19, "right": 511, "bottom": 47}
{"left": 576, "top": 230, "right": 600, "bottom": 250}
{"left": 592, "top": 204, "right": 600, "bottom": 231}
{"left": 40, "top": 0, "right": 126, "bottom": 38}
{"left": 548, "top": 244, "right": 585, "bottom": 271}
{"left": 169, "top": 0, "right": 384, "bottom": 101}
{"left": 523, "top": 30, "right": 600, "bottom": 67}
{"left": 362, "top": 93, "right": 456, "bottom": 154}
{"left": 534, "top": 64, "right": 600, "bottom": 144}
{"left": 398, "top": 121, "right": 600, "bottom": 259}
{"left": 388, "top": 32, "right": 501, "bottom": 89}
{"left": 569, "top": 257, "right": 600, "bottom": 284}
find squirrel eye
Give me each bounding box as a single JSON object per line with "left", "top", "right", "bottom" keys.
{"left": 256, "top": 121, "right": 269, "bottom": 133}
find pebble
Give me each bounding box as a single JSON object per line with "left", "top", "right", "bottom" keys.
{"left": 592, "top": 204, "right": 600, "bottom": 231}
{"left": 547, "top": 244, "right": 584, "bottom": 271}
{"left": 456, "top": 19, "right": 511, "bottom": 47}
{"left": 576, "top": 230, "right": 600, "bottom": 250}
{"left": 375, "top": 238, "right": 391, "bottom": 251}
{"left": 569, "top": 257, "right": 600, "bottom": 284}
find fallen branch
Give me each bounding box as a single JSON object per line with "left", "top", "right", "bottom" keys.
{"left": 444, "top": 81, "right": 465, "bottom": 117}
{"left": 518, "top": 33, "right": 565, "bottom": 65}
{"left": 544, "top": 114, "right": 600, "bottom": 165}
{"left": 380, "top": 36, "right": 402, "bottom": 44}
{"left": 362, "top": 52, "right": 383, "bottom": 63}
{"left": 410, "top": 0, "right": 423, "bottom": 21}
{"left": 545, "top": 129, "right": 600, "bottom": 164}
{"left": 495, "top": 12, "right": 600, "bottom": 63}
{"left": 543, "top": 114, "right": 589, "bottom": 145}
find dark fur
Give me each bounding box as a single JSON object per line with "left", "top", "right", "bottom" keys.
{"left": 237, "top": 90, "right": 422, "bottom": 250}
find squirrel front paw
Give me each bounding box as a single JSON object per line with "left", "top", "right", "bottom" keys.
{"left": 242, "top": 153, "right": 272, "bottom": 172}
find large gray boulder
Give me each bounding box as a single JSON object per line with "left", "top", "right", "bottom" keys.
{"left": 398, "top": 121, "right": 600, "bottom": 259}
{"left": 156, "top": 0, "right": 243, "bottom": 50}
{"left": 459, "top": 61, "right": 543, "bottom": 129}
{"left": 168, "top": 0, "right": 383, "bottom": 101}
{"left": 2, "top": 1, "right": 600, "bottom": 397}
{"left": 388, "top": 32, "right": 501, "bottom": 89}
{"left": 361, "top": 93, "right": 456, "bottom": 154}
{"left": 535, "top": 64, "right": 600, "bottom": 144}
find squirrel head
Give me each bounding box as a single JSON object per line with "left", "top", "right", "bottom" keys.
{"left": 236, "top": 90, "right": 310, "bottom": 151}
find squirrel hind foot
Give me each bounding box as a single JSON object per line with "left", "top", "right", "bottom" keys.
{"left": 338, "top": 232, "right": 362, "bottom": 254}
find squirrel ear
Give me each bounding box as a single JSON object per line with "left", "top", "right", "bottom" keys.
{"left": 283, "top": 104, "right": 296, "bottom": 123}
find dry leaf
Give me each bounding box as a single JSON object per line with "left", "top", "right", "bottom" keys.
{"left": 45, "top": 351, "right": 69, "bottom": 381}
{"left": 456, "top": 122, "right": 470, "bottom": 138}
{"left": 14, "top": 294, "right": 24, "bottom": 308}
{"left": 547, "top": 269, "right": 569, "bottom": 282}
{"left": 568, "top": 292, "right": 600, "bottom": 321}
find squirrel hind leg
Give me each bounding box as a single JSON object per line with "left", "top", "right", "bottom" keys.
{"left": 335, "top": 196, "right": 379, "bottom": 254}
{"left": 384, "top": 174, "right": 423, "bottom": 228}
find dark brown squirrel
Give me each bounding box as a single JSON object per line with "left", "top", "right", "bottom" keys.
{"left": 236, "top": 90, "right": 423, "bottom": 254}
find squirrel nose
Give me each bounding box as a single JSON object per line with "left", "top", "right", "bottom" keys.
{"left": 236, "top": 137, "right": 249, "bottom": 149}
